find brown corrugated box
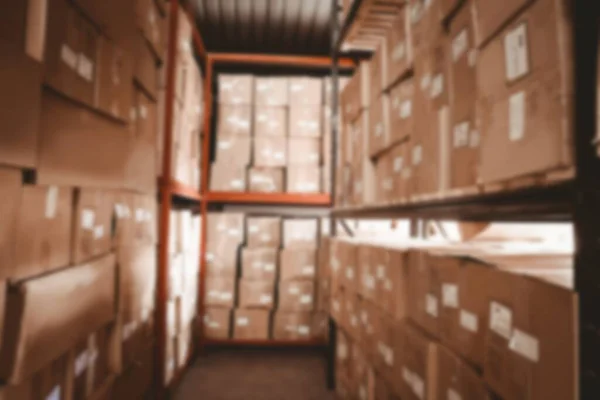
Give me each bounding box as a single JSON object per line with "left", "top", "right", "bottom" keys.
{"left": 286, "top": 167, "right": 321, "bottom": 194}
{"left": 246, "top": 217, "right": 281, "bottom": 248}
{"left": 241, "top": 248, "right": 278, "bottom": 281}
{"left": 207, "top": 213, "right": 245, "bottom": 243}
{"left": 253, "top": 136, "right": 287, "bottom": 167}
{"left": 410, "top": 0, "right": 444, "bottom": 58}
{"left": 369, "top": 95, "right": 391, "bottom": 158}
{"left": 386, "top": 6, "right": 412, "bottom": 88}
{"left": 0, "top": 39, "right": 42, "bottom": 169}
{"left": 434, "top": 343, "right": 490, "bottom": 400}
{"left": 233, "top": 309, "right": 271, "bottom": 340}
{"left": 217, "top": 105, "right": 252, "bottom": 137}
{"left": 288, "top": 77, "right": 323, "bottom": 105}
{"left": 209, "top": 163, "right": 247, "bottom": 192}
{"left": 133, "top": 32, "right": 158, "bottom": 100}
{"left": 12, "top": 185, "right": 73, "bottom": 281}
{"left": 238, "top": 279, "right": 275, "bottom": 309}
{"left": 341, "top": 61, "right": 370, "bottom": 124}
{"left": 96, "top": 37, "right": 133, "bottom": 122}
{"left": 135, "top": 0, "right": 166, "bottom": 60}
{"left": 72, "top": 189, "right": 114, "bottom": 265}
{"left": 278, "top": 281, "right": 315, "bottom": 312}
{"left": 272, "top": 312, "right": 313, "bottom": 340}
{"left": 330, "top": 287, "right": 345, "bottom": 326}
{"left": 477, "top": 0, "right": 573, "bottom": 185}
{"left": 117, "top": 245, "right": 157, "bottom": 319}
{"left": 370, "top": 39, "right": 389, "bottom": 103}
{"left": 255, "top": 77, "right": 289, "bottom": 106}
{"left": 279, "top": 249, "right": 318, "bottom": 281}
{"left": 215, "top": 135, "right": 251, "bottom": 165}
{"left": 204, "top": 276, "right": 237, "bottom": 308}
{"left": 377, "top": 248, "right": 410, "bottom": 322}
{"left": 338, "top": 241, "right": 358, "bottom": 293}
{"left": 0, "top": 169, "right": 21, "bottom": 279}
{"left": 0, "top": 253, "right": 116, "bottom": 383}
{"left": 254, "top": 106, "right": 287, "bottom": 136}
{"left": 218, "top": 74, "right": 254, "bottom": 105}
{"left": 283, "top": 219, "right": 318, "bottom": 249}
{"left": 130, "top": 194, "right": 157, "bottom": 245}
{"left": 472, "top": 0, "right": 532, "bottom": 46}
{"left": 203, "top": 307, "right": 231, "bottom": 339}
{"left": 205, "top": 241, "right": 239, "bottom": 278}
{"left": 374, "top": 316, "right": 405, "bottom": 397}
{"left": 399, "top": 323, "right": 437, "bottom": 400}
{"left": 248, "top": 167, "right": 284, "bottom": 193}
{"left": 113, "top": 191, "right": 135, "bottom": 247}
{"left": 389, "top": 77, "right": 414, "bottom": 145}
{"left": 389, "top": 141, "right": 411, "bottom": 201}
{"left": 357, "top": 298, "right": 381, "bottom": 359}
{"left": 341, "top": 289, "right": 360, "bottom": 340}
{"left": 288, "top": 137, "right": 321, "bottom": 166}
{"left": 357, "top": 246, "right": 377, "bottom": 301}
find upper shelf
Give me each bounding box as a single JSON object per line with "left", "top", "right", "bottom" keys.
{"left": 159, "top": 178, "right": 202, "bottom": 202}
{"left": 205, "top": 192, "right": 331, "bottom": 207}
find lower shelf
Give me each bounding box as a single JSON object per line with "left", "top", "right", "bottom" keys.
{"left": 203, "top": 338, "right": 328, "bottom": 347}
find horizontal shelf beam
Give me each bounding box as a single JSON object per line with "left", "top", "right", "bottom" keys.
{"left": 206, "top": 192, "right": 332, "bottom": 207}
{"left": 159, "top": 177, "right": 202, "bottom": 202}
{"left": 203, "top": 339, "right": 328, "bottom": 347}
{"left": 208, "top": 53, "right": 356, "bottom": 69}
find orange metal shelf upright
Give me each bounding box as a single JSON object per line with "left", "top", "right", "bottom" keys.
{"left": 205, "top": 191, "right": 331, "bottom": 206}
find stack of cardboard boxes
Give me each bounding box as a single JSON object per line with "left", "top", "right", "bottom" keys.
{"left": 329, "top": 238, "right": 577, "bottom": 400}
{"left": 0, "top": 0, "right": 172, "bottom": 398}
{"left": 210, "top": 74, "right": 330, "bottom": 194}
{"left": 338, "top": 0, "right": 573, "bottom": 206}
{"left": 202, "top": 213, "right": 328, "bottom": 340}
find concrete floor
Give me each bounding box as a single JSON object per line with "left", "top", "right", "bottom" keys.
{"left": 173, "top": 348, "right": 336, "bottom": 400}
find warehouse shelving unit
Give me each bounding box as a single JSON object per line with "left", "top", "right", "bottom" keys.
{"left": 329, "top": 0, "right": 600, "bottom": 398}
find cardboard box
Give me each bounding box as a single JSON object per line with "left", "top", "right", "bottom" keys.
{"left": 472, "top": 0, "right": 533, "bottom": 46}
{"left": 71, "top": 189, "right": 113, "bottom": 264}
{"left": 12, "top": 185, "right": 73, "bottom": 281}
{"left": 217, "top": 105, "right": 252, "bottom": 137}
{"left": 215, "top": 135, "right": 251, "bottom": 165}
{"left": 399, "top": 324, "right": 437, "bottom": 400}
{"left": 386, "top": 6, "right": 413, "bottom": 88}
{"left": 233, "top": 309, "right": 271, "bottom": 340}
{"left": 118, "top": 245, "right": 157, "bottom": 319}
{"left": 205, "top": 241, "right": 239, "bottom": 278}
{"left": 0, "top": 169, "right": 21, "bottom": 279}
{"left": 135, "top": 0, "right": 166, "bottom": 60}
{"left": 283, "top": 218, "right": 318, "bottom": 249}
{"left": 483, "top": 268, "right": 577, "bottom": 400}
{"left": 370, "top": 39, "right": 389, "bottom": 103}
{"left": 288, "top": 77, "right": 323, "bottom": 105}
{"left": 132, "top": 32, "right": 158, "bottom": 100}
{"left": 477, "top": 0, "right": 573, "bottom": 184}
{"left": 254, "top": 106, "right": 287, "bottom": 136}
{"left": 0, "top": 253, "right": 116, "bottom": 383}
{"left": 248, "top": 167, "right": 284, "bottom": 193}
{"left": 311, "top": 312, "right": 329, "bottom": 341}
{"left": 338, "top": 241, "right": 358, "bottom": 293}
{"left": 246, "top": 217, "right": 281, "bottom": 248}
{"left": 389, "top": 78, "right": 414, "bottom": 145}
{"left": 255, "top": 77, "right": 289, "bottom": 106}
{"left": 357, "top": 299, "right": 381, "bottom": 358}
{"left": 375, "top": 152, "right": 393, "bottom": 204}
{"left": 288, "top": 137, "right": 321, "bottom": 166}
{"left": 278, "top": 281, "right": 315, "bottom": 312}
{"left": 207, "top": 212, "right": 245, "bottom": 244}
{"left": 316, "top": 277, "right": 331, "bottom": 313}
{"left": 204, "top": 276, "right": 236, "bottom": 308}
{"left": 238, "top": 279, "right": 275, "bottom": 309}
{"left": 357, "top": 245, "right": 376, "bottom": 301}
{"left": 286, "top": 167, "right": 321, "bottom": 194}
{"left": 273, "top": 312, "right": 313, "bottom": 340}
{"left": 96, "top": 37, "right": 133, "bottom": 122}
{"left": 0, "top": 0, "right": 29, "bottom": 48}
{"left": 341, "top": 61, "right": 370, "bottom": 124}
{"left": 253, "top": 136, "right": 287, "bottom": 167}
{"left": 289, "top": 105, "right": 322, "bottom": 138}
{"left": 132, "top": 194, "right": 157, "bottom": 245}
{"left": 369, "top": 94, "right": 392, "bottom": 158}
{"left": 209, "top": 163, "right": 247, "bottom": 192}
{"left": 377, "top": 248, "right": 410, "bottom": 321}
{"left": 203, "top": 307, "right": 231, "bottom": 339}
{"left": 389, "top": 141, "right": 411, "bottom": 201}
{"left": 279, "top": 249, "right": 318, "bottom": 281}
{"left": 341, "top": 289, "right": 360, "bottom": 340}
{"left": 241, "top": 248, "right": 278, "bottom": 281}
{"left": 330, "top": 287, "right": 345, "bottom": 326}
{"left": 0, "top": 39, "right": 42, "bottom": 169}
{"left": 218, "top": 74, "right": 254, "bottom": 105}
{"left": 410, "top": 0, "right": 444, "bottom": 57}
{"left": 434, "top": 343, "right": 490, "bottom": 400}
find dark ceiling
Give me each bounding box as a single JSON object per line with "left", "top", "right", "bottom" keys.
{"left": 190, "top": 0, "right": 334, "bottom": 55}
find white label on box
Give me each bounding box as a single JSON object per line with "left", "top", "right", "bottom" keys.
{"left": 453, "top": 122, "right": 470, "bottom": 148}
{"left": 384, "top": 347, "right": 394, "bottom": 366}
{"left": 135, "top": 208, "right": 145, "bottom": 222}
{"left": 249, "top": 224, "right": 259, "bottom": 233}
{"left": 504, "top": 23, "right": 529, "bottom": 81}
{"left": 46, "top": 386, "right": 61, "bottom": 400}
{"left": 130, "top": 107, "right": 137, "bottom": 121}
{"left": 365, "top": 275, "right": 375, "bottom": 289}
{"left": 264, "top": 263, "right": 275, "bottom": 272}
{"left": 114, "top": 203, "right": 131, "bottom": 219}
{"left": 77, "top": 54, "right": 94, "bottom": 82}
{"left": 350, "top": 314, "right": 358, "bottom": 327}
{"left": 61, "top": 44, "right": 77, "bottom": 70}
{"left": 260, "top": 233, "right": 271, "bottom": 242}
{"left": 259, "top": 294, "right": 272, "bottom": 304}
{"left": 392, "top": 42, "right": 406, "bottom": 61}
{"left": 382, "top": 178, "right": 393, "bottom": 191}
{"left": 468, "top": 49, "right": 477, "bottom": 67}
{"left": 289, "top": 286, "right": 300, "bottom": 295}
{"left": 469, "top": 129, "right": 480, "bottom": 148}
{"left": 393, "top": 156, "right": 404, "bottom": 173}
{"left": 274, "top": 151, "right": 285, "bottom": 160}
{"left": 338, "top": 343, "right": 348, "bottom": 359}
{"left": 208, "top": 290, "right": 219, "bottom": 298}
{"left": 359, "top": 386, "right": 367, "bottom": 400}
{"left": 430, "top": 74, "right": 444, "bottom": 99}
{"left": 384, "top": 279, "right": 392, "bottom": 291}
{"left": 509, "top": 91, "right": 526, "bottom": 141}
{"left": 218, "top": 140, "right": 232, "bottom": 150}
{"left": 452, "top": 29, "right": 468, "bottom": 62}
{"left": 139, "top": 105, "right": 148, "bottom": 119}
{"left": 228, "top": 228, "right": 241, "bottom": 237}
{"left": 332, "top": 300, "right": 340, "bottom": 313}
{"left": 220, "top": 292, "right": 233, "bottom": 301}
{"left": 45, "top": 186, "right": 59, "bottom": 219}
{"left": 252, "top": 261, "right": 263, "bottom": 269}
{"left": 206, "top": 253, "right": 215, "bottom": 262}
{"left": 425, "top": 294, "right": 438, "bottom": 318}
{"left": 412, "top": 145, "right": 422, "bottom": 166}
{"left": 442, "top": 284, "right": 459, "bottom": 308}
{"left": 89, "top": 349, "right": 99, "bottom": 364}
{"left": 420, "top": 74, "right": 431, "bottom": 91}
{"left": 509, "top": 328, "right": 540, "bottom": 362}
{"left": 490, "top": 301, "right": 513, "bottom": 339}
{"left": 298, "top": 325, "right": 310, "bottom": 336}
{"left": 459, "top": 309, "right": 479, "bottom": 333}
{"left": 400, "top": 100, "right": 412, "bottom": 119}
{"left": 375, "top": 122, "right": 383, "bottom": 137}
{"left": 300, "top": 294, "right": 313, "bottom": 304}
{"left": 236, "top": 317, "right": 249, "bottom": 326}
{"left": 81, "top": 209, "right": 95, "bottom": 230}
{"left": 403, "top": 367, "right": 413, "bottom": 384}
{"left": 230, "top": 179, "right": 244, "bottom": 189}
{"left": 345, "top": 267, "right": 354, "bottom": 280}
{"left": 376, "top": 264, "right": 386, "bottom": 279}
{"left": 74, "top": 351, "right": 89, "bottom": 377}
{"left": 208, "top": 321, "right": 220, "bottom": 329}
{"left": 302, "top": 265, "right": 315, "bottom": 276}
{"left": 412, "top": 374, "right": 425, "bottom": 399}
{"left": 93, "top": 225, "right": 105, "bottom": 239}
{"left": 447, "top": 388, "right": 463, "bottom": 400}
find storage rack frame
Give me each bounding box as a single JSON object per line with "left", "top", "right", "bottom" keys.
{"left": 329, "top": 0, "right": 600, "bottom": 398}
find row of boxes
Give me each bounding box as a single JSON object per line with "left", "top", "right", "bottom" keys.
{"left": 328, "top": 238, "right": 576, "bottom": 400}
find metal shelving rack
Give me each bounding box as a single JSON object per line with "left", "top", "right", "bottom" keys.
{"left": 328, "top": 0, "right": 600, "bottom": 398}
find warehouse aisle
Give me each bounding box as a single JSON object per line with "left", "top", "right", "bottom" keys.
{"left": 174, "top": 349, "right": 335, "bottom": 400}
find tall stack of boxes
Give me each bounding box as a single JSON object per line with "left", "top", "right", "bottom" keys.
{"left": 329, "top": 238, "right": 577, "bottom": 400}
{"left": 337, "top": 0, "right": 574, "bottom": 206}
{"left": 210, "top": 74, "right": 329, "bottom": 194}
{"left": 0, "top": 0, "right": 178, "bottom": 397}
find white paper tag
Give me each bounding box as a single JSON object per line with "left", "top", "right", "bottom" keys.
{"left": 338, "top": 343, "right": 348, "bottom": 359}
{"left": 384, "top": 279, "right": 393, "bottom": 291}
{"left": 412, "top": 374, "right": 425, "bottom": 399}
{"left": 420, "top": 74, "right": 431, "bottom": 91}
{"left": 403, "top": 367, "right": 413, "bottom": 385}
{"left": 45, "top": 186, "right": 59, "bottom": 219}
{"left": 459, "top": 309, "right": 479, "bottom": 333}
{"left": 448, "top": 388, "right": 463, "bottom": 400}
{"left": 77, "top": 54, "right": 94, "bottom": 82}
{"left": 392, "top": 42, "right": 406, "bottom": 61}
{"left": 302, "top": 265, "right": 315, "bottom": 276}
{"left": 393, "top": 156, "right": 404, "bottom": 172}
{"left": 264, "top": 263, "right": 275, "bottom": 272}
{"left": 453, "top": 122, "right": 470, "bottom": 148}
{"left": 298, "top": 325, "right": 310, "bottom": 336}
{"left": 139, "top": 105, "right": 148, "bottom": 119}
{"left": 452, "top": 29, "right": 468, "bottom": 62}
{"left": 289, "top": 286, "right": 300, "bottom": 295}
{"left": 345, "top": 267, "right": 355, "bottom": 280}
{"left": 249, "top": 225, "right": 259, "bottom": 233}
{"left": 218, "top": 140, "right": 232, "bottom": 150}
{"left": 61, "top": 44, "right": 77, "bottom": 70}
{"left": 46, "top": 386, "right": 61, "bottom": 400}
{"left": 81, "top": 209, "right": 95, "bottom": 230}
{"left": 412, "top": 145, "right": 422, "bottom": 166}
{"left": 400, "top": 100, "right": 412, "bottom": 119}
{"left": 220, "top": 292, "right": 233, "bottom": 301}
{"left": 430, "top": 74, "right": 444, "bottom": 99}
{"left": 236, "top": 317, "right": 249, "bottom": 326}
{"left": 504, "top": 23, "right": 529, "bottom": 81}
{"left": 300, "top": 294, "right": 313, "bottom": 304}
{"left": 259, "top": 294, "right": 272, "bottom": 304}
{"left": 426, "top": 294, "right": 438, "bottom": 318}
{"left": 442, "top": 284, "right": 459, "bottom": 308}
{"left": 208, "top": 321, "right": 220, "bottom": 329}
{"left": 74, "top": 351, "right": 89, "bottom": 377}
{"left": 490, "top": 301, "right": 513, "bottom": 339}
{"left": 231, "top": 179, "right": 244, "bottom": 189}
{"left": 93, "top": 225, "right": 105, "bottom": 239}
{"left": 376, "top": 264, "right": 386, "bottom": 279}
{"left": 509, "top": 91, "right": 526, "bottom": 141}
{"left": 509, "top": 328, "right": 540, "bottom": 362}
